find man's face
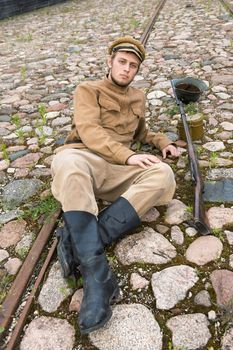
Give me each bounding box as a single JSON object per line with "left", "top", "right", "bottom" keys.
{"left": 107, "top": 51, "right": 140, "bottom": 87}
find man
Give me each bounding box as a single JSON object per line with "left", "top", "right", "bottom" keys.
{"left": 51, "top": 36, "right": 179, "bottom": 334}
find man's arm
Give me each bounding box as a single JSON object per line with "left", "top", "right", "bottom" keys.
{"left": 74, "top": 84, "right": 136, "bottom": 164}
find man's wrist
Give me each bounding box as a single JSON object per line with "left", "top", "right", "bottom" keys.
{"left": 125, "top": 153, "right": 136, "bottom": 164}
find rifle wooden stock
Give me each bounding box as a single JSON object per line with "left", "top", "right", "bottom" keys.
{"left": 171, "top": 80, "right": 211, "bottom": 235}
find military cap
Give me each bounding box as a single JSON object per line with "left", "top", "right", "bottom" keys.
{"left": 108, "top": 36, "right": 146, "bottom": 62}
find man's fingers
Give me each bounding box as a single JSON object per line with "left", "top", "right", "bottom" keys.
{"left": 138, "top": 160, "right": 148, "bottom": 169}
{"left": 162, "top": 149, "right": 166, "bottom": 159}
{"left": 144, "top": 158, "right": 159, "bottom": 165}
{"left": 162, "top": 145, "right": 180, "bottom": 158}
{"left": 126, "top": 154, "right": 162, "bottom": 167}
{"left": 144, "top": 155, "right": 161, "bottom": 163}
{"left": 138, "top": 157, "right": 161, "bottom": 168}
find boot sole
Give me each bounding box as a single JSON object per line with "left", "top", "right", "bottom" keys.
{"left": 79, "top": 286, "right": 120, "bottom": 335}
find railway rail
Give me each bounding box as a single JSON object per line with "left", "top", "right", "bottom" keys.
{"left": 0, "top": 0, "right": 233, "bottom": 349}
{"left": 219, "top": 0, "right": 233, "bottom": 14}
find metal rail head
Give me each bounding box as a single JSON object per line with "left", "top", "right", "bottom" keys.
{"left": 219, "top": 0, "right": 233, "bottom": 15}
{"left": 5, "top": 238, "right": 58, "bottom": 350}
{"left": 140, "top": 0, "right": 166, "bottom": 46}
{"left": 0, "top": 209, "right": 61, "bottom": 343}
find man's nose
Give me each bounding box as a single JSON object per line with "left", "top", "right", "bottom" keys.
{"left": 124, "top": 64, "right": 130, "bottom": 72}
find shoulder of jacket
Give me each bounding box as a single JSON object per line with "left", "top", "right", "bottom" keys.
{"left": 129, "top": 86, "right": 145, "bottom": 97}
{"left": 75, "top": 80, "right": 103, "bottom": 96}
{"left": 77, "top": 80, "right": 102, "bottom": 89}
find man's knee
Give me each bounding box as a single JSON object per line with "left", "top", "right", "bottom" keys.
{"left": 52, "top": 149, "right": 74, "bottom": 171}
{"left": 150, "top": 162, "right": 175, "bottom": 187}
{"left": 52, "top": 149, "right": 89, "bottom": 175}
{"left": 160, "top": 162, "right": 175, "bottom": 185}
{"left": 149, "top": 162, "right": 176, "bottom": 205}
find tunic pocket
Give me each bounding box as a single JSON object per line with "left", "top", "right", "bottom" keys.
{"left": 99, "top": 96, "right": 124, "bottom": 132}
{"left": 98, "top": 97, "right": 140, "bottom": 135}
{"left": 98, "top": 96, "right": 120, "bottom": 112}
{"left": 131, "top": 105, "right": 143, "bottom": 119}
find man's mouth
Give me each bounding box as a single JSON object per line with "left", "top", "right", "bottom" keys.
{"left": 120, "top": 74, "right": 129, "bottom": 79}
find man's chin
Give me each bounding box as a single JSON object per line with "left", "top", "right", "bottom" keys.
{"left": 111, "top": 75, "right": 132, "bottom": 87}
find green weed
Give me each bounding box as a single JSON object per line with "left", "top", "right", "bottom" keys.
{"left": 136, "top": 141, "right": 142, "bottom": 151}
{"left": 17, "top": 246, "right": 29, "bottom": 259}
{"left": 185, "top": 205, "right": 193, "bottom": 214}
{"left": 0, "top": 144, "right": 9, "bottom": 160}
{"left": 0, "top": 326, "right": 5, "bottom": 334}
{"left": 34, "top": 104, "right": 47, "bottom": 138}
{"left": 194, "top": 267, "right": 206, "bottom": 279}
{"left": 209, "top": 152, "right": 218, "bottom": 168}
{"left": 212, "top": 228, "right": 224, "bottom": 242}
{"left": 107, "top": 255, "right": 118, "bottom": 264}
{"left": 185, "top": 103, "right": 198, "bottom": 115}
{"left": 168, "top": 341, "right": 187, "bottom": 350}
{"left": 196, "top": 146, "right": 204, "bottom": 156}
{"left": 204, "top": 0, "right": 212, "bottom": 11}
{"left": 15, "top": 129, "right": 25, "bottom": 143}
{"left": 20, "top": 65, "right": 27, "bottom": 80}
{"left": 22, "top": 196, "right": 60, "bottom": 221}
{"left": 59, "top": 287, "right": 70, "bottom": 297}
{"left": 0, "top": 274, "right": 14, "bottom": 304}
{"left": 77, "top": 276, "right": 84, "bottom": 288}
{"left": 130, "top": 17, "right": 140, "bottom": 29}
{"left": 167, "top": 105, "right": 179, "bottom": 116}
{"left": 66, "top": 276, "right": 78, "bottom": 289}
{"left": 11, "top": 114, "right": 21, "bottom": 128}
{"left": 38, "top": 103, "right": 47, "bottom": 126}
{"left": 19, "top": 32, "right": 33, "bottom": 42}
{"left": 38, "top": 133, "right": 47, "bottom": 145}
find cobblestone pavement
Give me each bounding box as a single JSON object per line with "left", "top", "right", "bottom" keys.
{"left": 0, "top": 0, "right": 233, "bottom": 349}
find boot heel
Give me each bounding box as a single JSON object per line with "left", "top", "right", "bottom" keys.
{"left": 56, "top": 227, "right": 76, "bottom": 278}
{"left": 110, "top": 286, "right": 120, "bottom": 304}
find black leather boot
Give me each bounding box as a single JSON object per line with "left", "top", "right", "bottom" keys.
{"left": 63, "top": 211, "right": 119, "bottom": 334}
{"left": 98, "top": 197, "right": 141, "bottom": 245}
{"left": 57, "top": 197, "right": 140, "bottom": 278}
{"left": 56, "top": 226, "right": 77, "bottom": 278}
{"left": 78, "top": 254, "right": 119, "bottom": 334}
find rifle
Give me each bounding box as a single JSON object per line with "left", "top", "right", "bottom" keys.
{"left": 171, "top": 78, "right": 211, "bottom": 235}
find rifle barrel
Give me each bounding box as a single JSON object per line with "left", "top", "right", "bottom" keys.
{"left": 171, "top": 80, "right": 211, "bottom": 235}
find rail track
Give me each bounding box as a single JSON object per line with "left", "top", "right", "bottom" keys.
{"left": 220, "top": 0, "right": 233, "bottom": 14}
{"left": 0, "top": 0, "right": 233, "bottom": 348}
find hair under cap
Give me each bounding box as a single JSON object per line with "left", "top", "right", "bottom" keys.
{"left": 108, "top": 36, "right": 146, "bottom": 62}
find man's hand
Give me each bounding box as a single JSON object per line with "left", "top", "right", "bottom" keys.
{"left": 162, "top": 144, "right": 180, "bottom": 159}
{"left": 126, "top": 154, "right": 161, "bottom": 169}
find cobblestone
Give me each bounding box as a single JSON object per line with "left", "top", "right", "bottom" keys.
{"left": 0, "top": 0, "right": 232, "bottom": 349}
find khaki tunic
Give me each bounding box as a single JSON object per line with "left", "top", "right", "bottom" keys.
{"left": 56, "top": 77, "right": 172, "bottom": 164}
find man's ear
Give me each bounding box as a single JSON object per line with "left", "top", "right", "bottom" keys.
{"left": 107, "top": 56, "right": 112, "bottom": 69}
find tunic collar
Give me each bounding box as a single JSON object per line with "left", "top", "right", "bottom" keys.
{"left": 103, "top": 76, "right": 129, "bottom": 94}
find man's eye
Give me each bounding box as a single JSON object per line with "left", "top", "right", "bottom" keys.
{"left": 130, "top": 64, "right": 138, "bottom": 69}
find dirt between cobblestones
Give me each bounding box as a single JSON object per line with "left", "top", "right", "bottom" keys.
{"left": 0, "top": 0, "right": 233, "bottom": 349}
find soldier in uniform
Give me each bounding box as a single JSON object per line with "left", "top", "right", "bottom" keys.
{"left": 51, "top": 36, "right": 179, "bottom": 334}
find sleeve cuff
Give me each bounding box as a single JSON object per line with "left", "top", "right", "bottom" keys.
{"left": 114, "top": 149, "right": 136, "bottom": 165}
